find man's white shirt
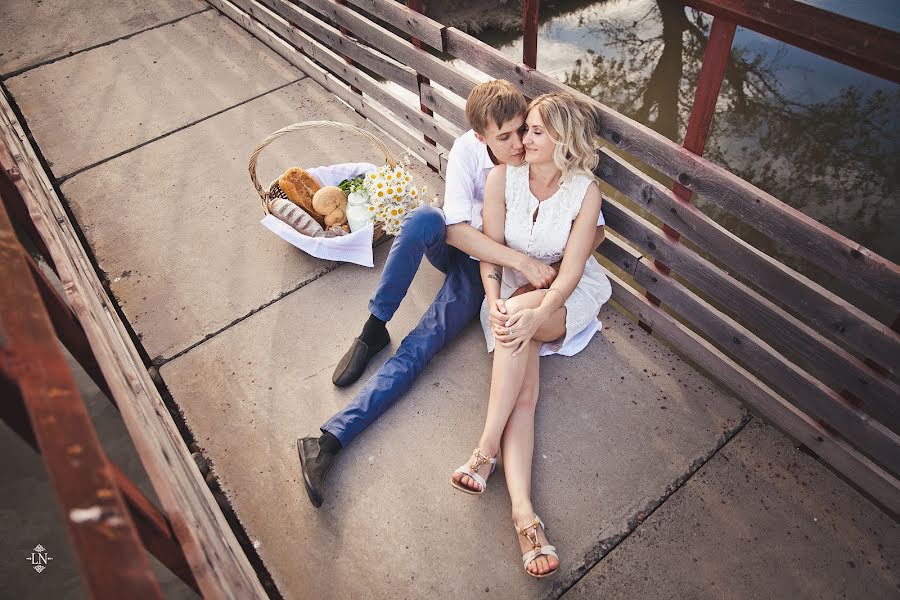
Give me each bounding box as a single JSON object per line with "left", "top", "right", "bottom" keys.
{"left": 442, "top": 130, "right": 494, "bottom": 232}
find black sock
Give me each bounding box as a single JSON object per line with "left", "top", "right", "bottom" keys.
{"left": 359, "top": 313, "right": 387, "bottom": 345}
{"left": 318, "top": 431, "right": 342, "bottom": 455}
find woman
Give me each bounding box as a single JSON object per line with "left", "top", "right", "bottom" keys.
{"left": 449, "top": 92, "right": 612, "bottom": 578}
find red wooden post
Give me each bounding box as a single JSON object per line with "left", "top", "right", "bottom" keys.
{"left": 0, "top": 199, "right": 164, "bottom": 598}
{"left": 643, "top": 15, "right": 736, "bottom": 326}
{"left": 523, "top": 0, "right": 540, "bottom": 69}
{"left": 407, "top": 0, "right": 436, "bottom": 148}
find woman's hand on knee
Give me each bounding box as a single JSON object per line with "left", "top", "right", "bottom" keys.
{"left": 500, "top": 308, "right": 545, "bottom": 356}
{"left": 488, "top": 298, "right": 508, "bottom": 331}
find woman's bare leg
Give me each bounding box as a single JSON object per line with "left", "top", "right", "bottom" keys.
{"left": 453, "top": 290, "right": 566, "bottom": 492}
{"left": 502, "top": 340, "right": 559, "bottom": 575}
{"left": 453, "top": 334, "right": 532, "bottom": 491}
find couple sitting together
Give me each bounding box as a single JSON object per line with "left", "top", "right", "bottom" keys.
{"left": 298, "top": 80, "right": 611, "bottom": 579}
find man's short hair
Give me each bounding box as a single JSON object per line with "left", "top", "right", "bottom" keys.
{"left": 465, "top": 80, "right": 527, "bottom": 134}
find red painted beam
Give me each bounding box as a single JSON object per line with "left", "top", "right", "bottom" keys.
{"left": 646, "top": 16, "right": 735, "bottom": 311}
{"left": 682, "top": 0, "right": 900, "bottom": 83}
{"left": 523, "top": 0, "right": 540, "bottom": 69}
{"left": 0, "top": 198, "right": 163, "bottom": 598}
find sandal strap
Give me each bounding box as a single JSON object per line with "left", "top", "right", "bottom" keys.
{"left": 514, "top": 515, "right": 546, "bottom": 537}
{"left": 470, "top": 448, "right": 496, "bottom": 473}
{"left": 522, "top": 545, "right": 558, "bottom": 568}
{"left": 452, "top": 466, "right": 487, "bottom": 489}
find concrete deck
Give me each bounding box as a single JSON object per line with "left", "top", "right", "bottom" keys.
{"left": 2, "top": 1, "right": 896, "bottom": 598}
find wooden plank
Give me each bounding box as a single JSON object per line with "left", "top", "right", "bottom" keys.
{"left": 601, "top": 198, "right": 900, "bottom": 431}
{"left": 596, "top": 149, "right": 900, "bottom": 375}
{"left": 594, "top": 102, "right": 900, "bottom": 308}
{"left": 0, "top": 203, "right": 163, "bottom": 598}
{"left": 607, "top": 272, "right": 900, "bottom": 515}
{"left": 342, "top": 0, "right": 445, "bottom": 51}
{"left": 682, "top": 0, "right": 900, "bottom": 84}
{"left": 630, "top": 255, "right": 900, "bottom": 476}
{"left": 0, "top": 87, "right": 267, "bottom": 599}
{"left": 444, "top": 27, "right": 559, "bottom": 99}
{"left": 110, "top": 461, "right": 200, "bottom": 594}
{"left": 0, "top": 162, "right": 54, "bottom": 271}
{"left": 25, "top": 252, "right": 114, "bottom": 400}
{"left": 209, "top": 0, "right": 445, "bottom": 167}
{"left": 232, "top": 0, "right": 460, "bottom": 149}
{"left": 406, "top": 0, "right": 437, "bottom": 148}
{"left": 440, "top": 24, "right": 900, "bottom": 307}
{"left": 419, "top": 82, "right": 468, "bottom": 132}
{"left": 294, "top": 0, "right": 479, "bottom": 99}
{"left": 598, "top": 231, "right": 642, "bottom": 278}
{"left": 227, "top": 0, "right": 418, "bottom": 93}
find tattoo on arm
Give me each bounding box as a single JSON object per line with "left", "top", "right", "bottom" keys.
{"left": 487, "top": 268, "right": 502, "bottom": 284}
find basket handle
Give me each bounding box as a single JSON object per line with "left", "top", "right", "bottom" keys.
{"left": 248, "top": 120, "right": 397, "bottom": 213}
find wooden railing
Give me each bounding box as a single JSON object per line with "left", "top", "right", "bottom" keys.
{"left": 205, "top": 0, "right": 900, "bottom": 513}
{"left": 0, "top": 90, "right": 267, "bottom": 599}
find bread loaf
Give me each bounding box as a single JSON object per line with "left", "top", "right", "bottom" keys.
{"left": 269, "top": 197, "right": 325, "bottom": 238}
{"left": 324, "top": 206, "right": 346, "bottom": 227}
{"left": 278, "top": 168, "right": 324, "bottom": 226}
{"left": 312, "top": 186, "right": 347, "bottom": 214}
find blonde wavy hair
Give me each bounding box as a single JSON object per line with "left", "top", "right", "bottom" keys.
{"left": 527, "top": 92, "right": 601, "bottom": 182}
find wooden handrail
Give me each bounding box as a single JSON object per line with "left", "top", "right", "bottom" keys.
{"left": 601, "top": 196, "right": 900, "bottom": 437}
{"left": 1, "top": 85, "right": 267, "bottom": 599}
{"left": 681, "top": 0, "right": 900, "bottom": 84}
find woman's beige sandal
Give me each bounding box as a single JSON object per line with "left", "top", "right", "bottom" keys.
{"left": 450, "top": 448, "right": 496, "bottom": 494}
{"left": 515, "top": 515, "right": 559, "bottom": 578}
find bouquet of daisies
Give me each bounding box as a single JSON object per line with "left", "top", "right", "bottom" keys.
{"left": 344, "top": 156, "right": 439, "bottom": 236}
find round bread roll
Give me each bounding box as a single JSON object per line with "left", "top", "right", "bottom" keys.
{"left": 312, "top": 186, "right": 347, "bottom": 215}
{"left": 324, "top": 207, "right": 347, "bottom": 228}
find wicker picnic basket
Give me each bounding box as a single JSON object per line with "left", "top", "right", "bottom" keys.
{"left": 248, "top": 120, "right": 396, "bottom": 241}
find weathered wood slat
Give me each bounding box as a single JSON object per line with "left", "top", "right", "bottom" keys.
{"left": 342, "top": 0, "right": 445, "bottom": 51}
{"left": 598, "top": 231, "right": 643, "bottom": 278}
{"left": 601, "top": 197, "right": 900, "bottom": 431}
{"left": 444, "top": 27, "right": 557, "bottom": 100}
{"left": 608, "top": 271, "right": 900, "bottom": 516}
{"left": 682, "top": 0, "right": 900, "bottom": 84}
{"left": 233, "top": 0, "right": 418, "bottom": 93}
{"left": 210, "top": 0, "right": 445, "bottom": 167}
{"left": 440, "top": 25, "right": 900, "bottom": 308}
{"left": 595, "top": 108, "right": 900, "bottom": 309}
{"left": 419, "top": 82, "right": 468, "bottom": 132}
{"left": 0, "top": 87, "right": 266, "bottom": 599}
{"left": 629, "top": 254, "right": 900, "bottom": 476}
{"left": 0, "top": 201, "right": 164, "bottom": 598}
{"left": 239, "top": 0, "right": 461, "bottom": 149}
{"left": 596, "top": 148, "right": 900, "bottom": 375}
{"left": 295, "top": 0, "right": 479, "bottom": 99}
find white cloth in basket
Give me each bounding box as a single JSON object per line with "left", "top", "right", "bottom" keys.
{"left": 261, "top": 162, "right": 378, "bottom": 267}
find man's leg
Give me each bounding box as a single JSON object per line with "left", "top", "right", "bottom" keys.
{"left": 299, "top": 252, "right": 483, "bottom": 507}
{"left": 333, "top": 206, "right": 450, "bottom": 387}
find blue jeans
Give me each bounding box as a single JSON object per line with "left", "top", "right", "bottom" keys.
{"left": 322, "top": 206, "right": 484, "bottom": 446}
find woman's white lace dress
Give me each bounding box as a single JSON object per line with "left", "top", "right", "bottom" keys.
{"left": 480, "top": 163, "right": 612, "bottom": 356}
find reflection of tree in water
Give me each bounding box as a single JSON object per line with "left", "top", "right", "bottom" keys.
{"left": 563, "top": 0, "right": 899, "bottom": 260}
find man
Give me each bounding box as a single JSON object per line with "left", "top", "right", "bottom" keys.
{"left": 297, "top": 80, "right": 604, "bottom": 507}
